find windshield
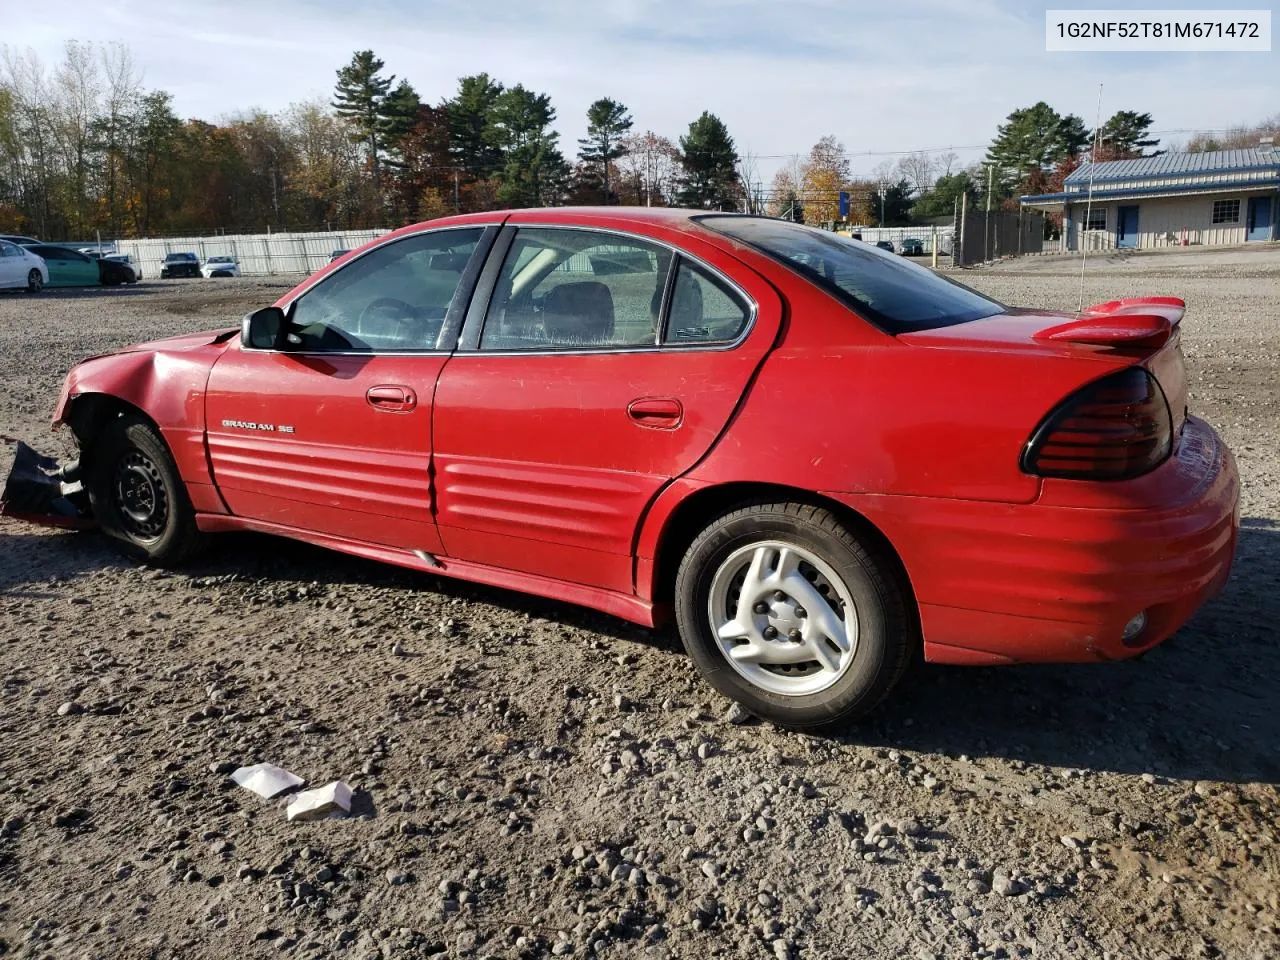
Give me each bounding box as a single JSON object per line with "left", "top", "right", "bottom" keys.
{"left": 166, "top": 253, "right": 196, "bottom": 262}
{"left": 697, "top": 216, "right": 1005, "bottom": 333}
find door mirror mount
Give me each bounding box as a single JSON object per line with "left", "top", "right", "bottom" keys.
{"left": 242, "top": 306, "right": 288, "bottom": 350}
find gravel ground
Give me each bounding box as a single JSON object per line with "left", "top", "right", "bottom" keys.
{"left": 0, "top": 255, "right": 1277, "bottom": 960}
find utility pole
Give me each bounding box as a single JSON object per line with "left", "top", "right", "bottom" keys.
{"left": 984, "top": 164, "right": 994, "bottom": 262}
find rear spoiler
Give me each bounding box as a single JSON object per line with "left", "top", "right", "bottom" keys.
{"left": 1033, "top": 296, "right": 1185, "bottom": 349}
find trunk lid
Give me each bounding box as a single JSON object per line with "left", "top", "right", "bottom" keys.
{"left": 899, "top": 297, "right": 1189, "bottom": 442}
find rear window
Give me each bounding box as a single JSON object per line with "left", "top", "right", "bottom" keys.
{"left": 698, "top": 216, "right": 1005, "bottom": 333}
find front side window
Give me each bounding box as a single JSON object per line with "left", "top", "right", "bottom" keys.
{"left": 0, "top": 241, "right": 17, "bottom": 258}
{"left": 663, "top": 260, "right": 750, "bottom": 344}
{"left": 286, "top": 228, "right": 482, "bottom": 352}
{"left": 698, "top": 216, "right": 1004, "bottom": 333}
{"left": 479, "top": 228, "right": 672, "bottom": 351}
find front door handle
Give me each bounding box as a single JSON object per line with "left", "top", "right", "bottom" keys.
{"left": 627, "top": 397, "right": 683, "bottom": 429}
{"left": 366, "top": 384, "right": 417, "bottom": 413}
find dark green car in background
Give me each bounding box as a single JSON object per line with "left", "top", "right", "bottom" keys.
{"left": 24, "top": 245, "right": 137, "bottom": 286}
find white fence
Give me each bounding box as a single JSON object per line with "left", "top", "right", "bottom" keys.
{"left": 114, "top": 229, "right": 390, "bottom": 278}
{"left": 837, "top": 225, "right": 954, "bottom": 255}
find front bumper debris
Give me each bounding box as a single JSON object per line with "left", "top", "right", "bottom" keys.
{"left": 0, "top": 438, "right": 95, "bottom": 530}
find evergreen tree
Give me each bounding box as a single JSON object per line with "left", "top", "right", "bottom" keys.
{"left": 486, "top": 85, "right": 567, "bottom": 207}
{"left": 1096, "top": 110, "right": 1159, "bottom": 159}
{"left": 676, "top": 111, "right": 740, "bottom": 209}
{"left": 380, "top": 79, "right": 422, "bottom": 166}
{"left": 333, "top": 50, "right": 395, "bottom": 190}
{"left": 446, "top": 73, "right": 504, "bottom": 180}
{"left": 912, "top": 170, "right": 978, "bottom": 219}
{"left": 869, "top": 179, "right": 913, "bottom": 226}
{"left": 986, "top": 102, "right": 1090, "bottom": 179}
{"left": 577, "top": 98, "right": 632, "bottom": 203}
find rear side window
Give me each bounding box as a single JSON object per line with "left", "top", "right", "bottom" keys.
{"left": 663, "top": 260, "right": 750, "bottom": 345}
{"left": 698, "top": 216, "right": 1004, "bottom": 333}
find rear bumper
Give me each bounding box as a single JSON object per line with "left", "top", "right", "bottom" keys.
{"left": 837, "top": 417, "right": 1239, "bottom": 665}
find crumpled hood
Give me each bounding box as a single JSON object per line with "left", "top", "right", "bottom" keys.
{"left": 120, "top": 327, "right": 239, "bottom": 354}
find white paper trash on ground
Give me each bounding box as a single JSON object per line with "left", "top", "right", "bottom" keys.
{"left": 286, "top": 781, "right": 353, "bottom": 822}
{"left": 231, "top": 763, "right": 304, "bottom": 799}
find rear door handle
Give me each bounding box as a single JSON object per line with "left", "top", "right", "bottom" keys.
{"left": 366, "top": 384, "right": 417, "bottom": 413}
{"left": 627, "top": 397, "right": 683, "bottom": 429}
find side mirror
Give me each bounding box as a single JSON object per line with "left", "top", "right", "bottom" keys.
{"left": 242, "top": 306, "right": 287, "bottom": 350}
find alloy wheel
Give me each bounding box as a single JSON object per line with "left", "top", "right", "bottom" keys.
{"left": 707, "top": 540, "right": 859, "bottom": 696}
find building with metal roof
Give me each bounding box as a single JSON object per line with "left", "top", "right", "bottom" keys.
{"left": 1020, "top": 145, "right": 1279, "bottom": 251}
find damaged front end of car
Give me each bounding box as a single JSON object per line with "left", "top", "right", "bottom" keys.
{"left": 0, "top": 437, "right": 95, "bottom": 530}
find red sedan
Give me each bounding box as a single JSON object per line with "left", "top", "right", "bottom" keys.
{"left": 1, "top": 209, "right": 1239, "bottom": 727}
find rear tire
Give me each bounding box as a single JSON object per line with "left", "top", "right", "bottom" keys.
{"left": 26, "top": 269, "right": 43, "bottom": 293}
{"left": 87, "top": 414, "right": 204, "bottom": 566}
{"left": 674, "top": 502, "right": 913, "bottom": 729}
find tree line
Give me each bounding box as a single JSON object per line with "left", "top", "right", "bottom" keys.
{"left": 0, "top": 44, "right": 745, "bottom": 240}
{"left": 769, "top": 102, "right": 1172, "bottom": 228}
{"left": 4, "top": 41, "right": 1273, "bottom": 240}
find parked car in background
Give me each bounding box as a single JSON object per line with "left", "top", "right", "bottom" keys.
{"left": 874, "top": 240, "right": 894, "bottom": 253}
{"left": 0, "top": 234, "right": 40, "bottom": 247}
{"left": 201, "top": 256, "right": 241, "bottom": 278}
{"left": 330, "top": 249, "right": 351, "bottom": 262}
{"left": 99, "top": 256, "right": 139, "bottom": 285}
{"left": 23, "top": 244, "right": 138, "bottom": 286}
{"left": 160, "top": 252, "right": 201, "bottom": 279}
{"left": 104, "top": 253, "right": 141, "bottom": 280}
{"left": 899, "top": 237, "right": 925, "bottom": 256}
{"left": 23, "top": 245, "right": 104, "bottom": 286}
{"left": 3, "top": 209, "right": 1239, "bottom": 728}
{"left": 0, "top": 239, "right": 48, "bottom": 292}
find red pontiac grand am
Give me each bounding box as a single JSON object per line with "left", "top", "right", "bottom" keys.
{"left": 1, "top": 209, "right": 1239, "bottom": 727}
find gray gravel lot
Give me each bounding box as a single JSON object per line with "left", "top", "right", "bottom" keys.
{"left": 0, "top": 253, "right": 1277, "bottom": 960}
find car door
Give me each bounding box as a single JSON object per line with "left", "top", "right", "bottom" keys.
{"left": 204, "top": 225, "right": 496, "bottom": 551}
{"left": 0, "top": 241, "right": 20, "bottom": 287}
{"left": 431, "top": 221, "right": 782, "bottom": 594}
{"left": 60, "top": 248, "right": 100, "bottom": 285}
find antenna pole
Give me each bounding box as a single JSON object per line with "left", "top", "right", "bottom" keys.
{"left": 1078, "top": 82, "right": 1104, "bottom": 313}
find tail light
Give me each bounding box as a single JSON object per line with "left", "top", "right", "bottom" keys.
{"left": 1022, "top": 368, "right": 1173, "bottom": 481}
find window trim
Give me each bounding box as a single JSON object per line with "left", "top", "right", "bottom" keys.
{"left": 244, "top": 223, "right": 499, "bottom": 356}
{"left": 1211, "top": 198, "right": 1240, "bottom": 225}
{"left": 458, "top": 223, "right": 758, "bottom": 357}
{"left": 660, "top": 255, "right": 753, "bottom": 348}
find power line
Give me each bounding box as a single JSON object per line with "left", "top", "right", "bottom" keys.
{"left": 745, "top": 127, "right": 1242, "bottom": 162}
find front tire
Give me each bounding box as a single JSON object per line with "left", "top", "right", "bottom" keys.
{"left": 674, "top": 502, "right": 913, "bottom": 729}
{"left": 26, "top": 269, "right": 43, "bottom": 293}
{"left": 86, "top": 415, "right": 204, "bottom": 566}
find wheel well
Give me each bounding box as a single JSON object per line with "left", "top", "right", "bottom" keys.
{"left": 648, "top": 482, "right": 918, "bottom": 613}
{"left": 64, "top": 393, "right": 156, "bottom": 457}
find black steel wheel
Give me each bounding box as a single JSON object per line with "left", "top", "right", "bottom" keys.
{"left": 87, "top": 414, "right": 204, "bottom": 565}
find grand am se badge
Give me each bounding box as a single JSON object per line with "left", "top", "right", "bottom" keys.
{"left": 221, "top": 419, "right": 295, "bottom": 434}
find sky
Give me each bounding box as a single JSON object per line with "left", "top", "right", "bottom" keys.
{"left": 4, "top": 0, "right": 1277, "bottom": 183}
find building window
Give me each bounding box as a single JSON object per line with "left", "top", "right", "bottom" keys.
{"left": 1083, "top": 208, "right": 1106, "bottom": 231}
{"left": 1212, "top": 199, "right": 1240, "bottom": 224}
